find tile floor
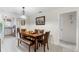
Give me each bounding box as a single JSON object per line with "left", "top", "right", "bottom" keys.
{"left": 1, "top": 36, "right": 76, "bottom": 52}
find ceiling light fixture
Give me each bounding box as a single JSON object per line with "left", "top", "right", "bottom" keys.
{"left": 20, "top": 7, "right": 27, "bottom": 19}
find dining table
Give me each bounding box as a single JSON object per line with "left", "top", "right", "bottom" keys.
{"left": 20, "top": 31, "right": 43, "bottom": 52}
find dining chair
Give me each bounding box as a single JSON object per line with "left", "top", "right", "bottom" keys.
{"left": 17, "top": 28, "right": 20, "bottom": 33}
{"left": 39, "top": 30, "right": 44, "bottom": 34}
{"left": 35, "top": 29, "right": 44, "bottom": 33}
{"left": 35, "top": 29, "right": 38, "bottom": 33}
{"left": 38, "top": 31, "right": 50, "bottom": 52}
{"left": 17, "top": 28, "right": 20, "bottom": 37}
{"left": 37, "top": 30, "right": 44, "bottom": 46}
{"left": 21, "top": 29, "right": 26, "bottom": 32}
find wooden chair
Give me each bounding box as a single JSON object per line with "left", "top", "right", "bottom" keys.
{"left": 37, "top": 30, "right": 44, "bottom": 46}
{"left": 39, "top": 30, "right": 44, "bottom": 34}
{"left": 35, "top": 29, "right": 38, "bottom": 33}
{"left": 21, "top": 29, "right": 26, "bottom": 32}
{"left": 17, "top": 28, "right": 20, "bottom": 33}
{"left": 35, "top": 29, "right": 44, "bottom": 34}
{"left": 38, "top": 31, "right": 50, "bottom": 52}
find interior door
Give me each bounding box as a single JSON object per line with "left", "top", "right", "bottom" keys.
{"left": 60, "top": 12, "right": 76, "bottom": 44}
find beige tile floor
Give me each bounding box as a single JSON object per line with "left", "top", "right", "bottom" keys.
{"left": 1, "top": 36, "right": 75, "bottom": 52}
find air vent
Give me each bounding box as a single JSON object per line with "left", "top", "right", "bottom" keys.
{"left": 38, "top": 11, "right": 42, "bottom": 13}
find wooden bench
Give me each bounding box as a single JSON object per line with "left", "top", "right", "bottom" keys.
{"left": 18, "top": 37, "right": 35, "bottom": 52}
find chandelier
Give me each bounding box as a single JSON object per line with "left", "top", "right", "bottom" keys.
{"left": 20, "top": 7, "right": 27, "bottom": 19}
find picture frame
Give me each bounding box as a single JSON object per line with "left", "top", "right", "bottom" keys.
{"left": 36, "top": 16, "right": 45, "bottom": 25}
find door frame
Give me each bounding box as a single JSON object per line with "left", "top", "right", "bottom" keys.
{"left": 59, "top": 11, "right": 77, "bottom": 46}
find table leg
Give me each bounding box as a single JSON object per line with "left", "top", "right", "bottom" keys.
{"left": 18, "top": 39, "right": 19, "bottom": 46}
{"left": 34, "top": 38, "right": 37, "bottom": 52}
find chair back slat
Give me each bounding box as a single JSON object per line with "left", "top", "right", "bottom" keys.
{"left": 35, "top": 29, "right": 44, "bottom": 34}
{"left": 21, "top": 29, "right": 26, "bottom": 32}
{"left": 17, "top": 28, "right": 20, "bottom": 33}
{"left": 35, "top": 29, "right": 38, "bottom": 33}
{"left": 39, "top": 30, "right": 44, "bottom": 34}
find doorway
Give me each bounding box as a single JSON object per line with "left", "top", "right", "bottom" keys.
{"left": 59, "top": 11, "right": 77, "bottom": 46}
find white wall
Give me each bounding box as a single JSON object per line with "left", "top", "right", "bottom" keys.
{"left": 27, "top": 7, "right": 79, "bottom": 50}
{"left": 28, "top": 10, "right": 59, "bottom": 45}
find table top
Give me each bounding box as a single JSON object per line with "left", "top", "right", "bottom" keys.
{"left": 21, "top": 31, "right": 43, "bottom": 38}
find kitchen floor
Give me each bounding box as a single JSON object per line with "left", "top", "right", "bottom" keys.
{"left": 1, "top": 36, "right": 75, "bottom": 52}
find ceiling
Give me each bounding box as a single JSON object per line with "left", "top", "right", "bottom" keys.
{"left": 0, "top": 7, "right": 53, "bottom": 18}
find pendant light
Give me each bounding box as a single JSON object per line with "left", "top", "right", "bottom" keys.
{"left": 20, "top": 7, "right": 27, "bottom": 19}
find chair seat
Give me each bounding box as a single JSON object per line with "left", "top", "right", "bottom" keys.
{"left": 38, "top": 40, "right": 43, "bottom": 42}
{"left": 38, "top": 40, "right": 45, "bottom": 44}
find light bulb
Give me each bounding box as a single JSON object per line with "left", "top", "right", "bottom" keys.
{"left": 21, "top": 15, "right": 27, "bottom": 19}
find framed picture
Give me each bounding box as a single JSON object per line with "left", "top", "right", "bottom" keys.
{"left": 36, "top": 16, "right": 45, "bottom": 25}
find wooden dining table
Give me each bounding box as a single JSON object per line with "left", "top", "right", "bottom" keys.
{"left": 20, "top": 31, "right": 43, "bottom": 52}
